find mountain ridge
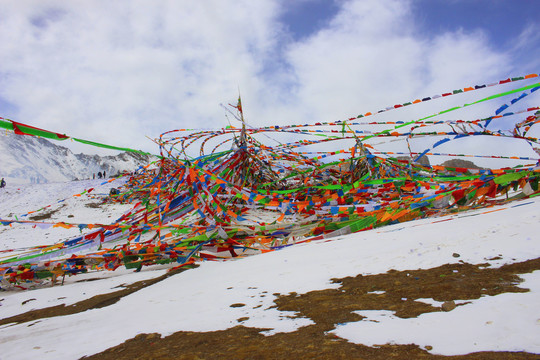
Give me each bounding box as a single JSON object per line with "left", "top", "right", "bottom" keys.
{"left": 0, "top": 131, "right": 155, "bottom": 184}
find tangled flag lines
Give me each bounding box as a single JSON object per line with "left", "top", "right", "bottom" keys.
{"left": 1, "top": 74, "right": 540, "bottom": 289}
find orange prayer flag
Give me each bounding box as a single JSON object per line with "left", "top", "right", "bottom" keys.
{"left": 380, "top": 211, "right": 393, "bottom": 222}
{"left": 189, "top": 168, "right": 197, "bottom": 182}
{"left": 53, "top": 222, "right": 73, "bottom": 229}
{"left": 391, "top": 209, "right": 409, "bottom": 221}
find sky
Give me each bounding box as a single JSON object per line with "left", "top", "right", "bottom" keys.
{"left": 0, "top": 0, "right": 539, "bottom": 156}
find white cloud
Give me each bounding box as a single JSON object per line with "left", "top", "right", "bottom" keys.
{"left": 0, "top": 0, "right": 284, "bottom": 153}
{"left": 285, "top": 0, "right": 514, "bottom": 122}
{"left": 0, "top": 0, "right": 535, "bottom": 159}
{"left": 513, "top": 23, "right": 540, "bottom": 52}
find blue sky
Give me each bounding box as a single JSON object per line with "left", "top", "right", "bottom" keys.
{"left": 282, "top": 0, "right": 540, "bottom": 50}
{"left": 413, "top": 0, "right": 540, "bottom": 50}
{"left": 280, "top": 0, "right": 340, "bottom": 40}
{"left": 0, "top": 0, "right": 538, "bottom": 158}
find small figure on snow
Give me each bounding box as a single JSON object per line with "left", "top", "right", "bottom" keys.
{"left": 0, "top": 178, "right": 5, "bottom": 188}
{"left": 98, "top": 171, "right": 102, "bottom": 179}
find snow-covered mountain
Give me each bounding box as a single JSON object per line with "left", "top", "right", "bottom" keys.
{"left": 0, "top": 131, "right": 155, "bottom": 184}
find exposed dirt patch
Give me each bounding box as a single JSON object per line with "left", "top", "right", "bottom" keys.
{"left": 81, "top": 258, "right": 540, "bottom": 360}
{"left": 82, "top": 326, "right": 539, "bottom": 360}
{"left": 0, "top": 265, "right": 197, "bottom": 326}
{"left": 21, "top": 298, "right": 36, "bottom": 305}
{"left": 28, "top": 204, "right": 66, "bottom": 221}
{"left": 229, "top": 303, "right": 245, "bottom": 308}
{"left": 75, "top": 278, "right": 102, "bottom": 283}
{"left": 274, "top": 258, "right": 539, "bottom": 323}
{"left": 85, "top": 202, "right": 104, "bottom": 209}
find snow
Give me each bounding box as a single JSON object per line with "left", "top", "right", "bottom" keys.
{"left": 0, "top": 181, "right": 540, "bottom": 359}
{"left": 0, "top": 132, "right": 153, "bottom": 184}
{"left": 332, "top": 271, "right": 540, "bottom": 354}
{"left": 0, "top": 179, "right": 132, "bottom": 253}
{"left": 0, "top": 268, "right": 168, "bottom": 319}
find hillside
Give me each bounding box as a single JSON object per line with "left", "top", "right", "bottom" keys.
{"left": 0, "top": 131, "right": 155, "bottom": 184}
{"left": 0, "top": 180, "right": 539, "bottom": 359}
{"left": 440, "top": 159, "right": 482, "bottom": 169}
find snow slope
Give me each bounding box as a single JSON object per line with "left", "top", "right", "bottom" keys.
{"left": 0, "top": 131, "right": 154, "bottom": 184}
{"left": 0, "top": 182, "right": 539, "bottom": 359}
{"left": 0, "top": 179, "right": 133, "bottom": 253}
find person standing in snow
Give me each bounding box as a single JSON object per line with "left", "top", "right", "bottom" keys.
{"left": 0, "top": 178, "right": 5, "bottom": 188}
{"left": 98, "top": 171, "right": 102, "bottom": 179}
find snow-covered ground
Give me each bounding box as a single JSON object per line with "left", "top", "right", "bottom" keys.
{"left": 0, "top": 179, "right": 132, "bottom": 253}
{"left": 0, "top": 181, "right": 539, "bottom": 359}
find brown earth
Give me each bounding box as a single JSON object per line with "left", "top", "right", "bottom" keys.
{"left": 0, "top": 265, "right": 197, "bottom": 327}
{"left": 85, "top": 202, "right": 104, "bottom": 209}
{"left": 3, "top": 259, "right": 540, "bottom": 359}
{"left": 28, "top": 204, "right": 66, "bottom": 221}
